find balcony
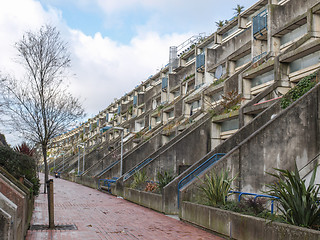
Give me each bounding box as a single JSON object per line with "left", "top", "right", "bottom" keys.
{"left": 253, "top": 9, "right": 268, "bottom": 40}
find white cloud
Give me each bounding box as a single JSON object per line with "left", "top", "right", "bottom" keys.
{"left": 68, "top": 29, "right": 190, "bottom": 117}
{"left": 0, "top": 0, "right": 192, "bottom": 144}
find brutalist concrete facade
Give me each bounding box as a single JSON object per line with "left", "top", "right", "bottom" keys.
{"left": 49, "top": 0, "right": 320, "bottom": 219}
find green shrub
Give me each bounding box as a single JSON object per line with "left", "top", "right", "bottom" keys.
{"left": 0, "top": 146, "right": 40, "bottom": 196}
{"left": 267, "top": 164, "right": 320, "bottom": 228}
{"left": 157, "top": 171, "right": 175, "bottom": 191}
{"left": 130, "top": 170, "right": 147, "bottom": 190}
{"left": 198, "top": 169, "right": 237, "bottom": 206}
{"left": 280, "top": 70, "right": 319, "bottom": 109}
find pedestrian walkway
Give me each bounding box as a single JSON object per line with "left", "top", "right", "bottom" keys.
{"left": 26, "top": 174, "right": 224, "bottom": 240}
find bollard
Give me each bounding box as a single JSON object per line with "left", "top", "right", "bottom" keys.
{"left": 46, "top": 179, "right": 54, "bottom": 229}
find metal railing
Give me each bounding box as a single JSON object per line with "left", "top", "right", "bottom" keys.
{"left": 162, "top": 77, "right": 168, "bottom": 91}
{"left": 98, "top": 177, "right": 118, "bottom": 192}
{"left": 133, "top": 96, "right": 137, "bottom": 106}
{"left": 123, "top": 158, "right": 153, "bottom": 181}
{"left": 196, "top": 52, "right": 205, "bottom": 70}
{"left": 229, "top": 191, "right": 279, "bottom": 214}
{"left": 96, "top": 159, "right": 120, "bottom": 177}
{"left": 177, "top": 153, "right": 225, "bottom": 207}
{"left": 252, "top": 9, "right": 268, "bottom": 36}
{"left": 252, "top": 51, "right": 267, "bottom": 63}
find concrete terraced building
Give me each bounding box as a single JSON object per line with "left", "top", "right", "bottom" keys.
{"left": 48, "top": 0, "right": 320, "bottom": 236}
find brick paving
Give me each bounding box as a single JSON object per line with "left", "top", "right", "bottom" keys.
{"left": 26, "top": 174, "right": 224, "bottom": 240}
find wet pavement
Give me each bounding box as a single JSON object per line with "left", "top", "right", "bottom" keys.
{"left": 26, "top": 174, "right": 224, "bottom": 240}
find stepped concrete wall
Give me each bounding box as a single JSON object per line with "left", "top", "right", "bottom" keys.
{"left": 181, "top": 82, "right": 320, "bottom": 205}
{"left": 0, "top": 170, "right": 32, "bottom": 240}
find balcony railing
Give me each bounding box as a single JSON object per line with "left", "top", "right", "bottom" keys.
{"left": 162, "top": 77, "right": 168, "bottom": 91}
{"left": 196, "top": 52, "right": 205, "bottom": 72}
{"left": 252, "top": 51, "right": 267, "bottom": 63}
{"left": 133, "top": 96, "right": 137, "bottom": 106}
{"left": 252, "top": 9, "right": 268, "bottom": 37}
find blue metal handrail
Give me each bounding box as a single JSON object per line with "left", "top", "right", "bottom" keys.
{"left": 98, "top": 177, "right": 118, "bottom": 192}
{"left": 177, "top": 153, "right": 225, "bottom": 208}
{"left": 253, "top": 9, "right": 268, "bottom": 36}
{"left": 123, "top": 158, "right": 153, "bottom": 181}
{"left": 229, "top": 191, "right": 279, "bottom": 214}
{"left": 96, "top": 159, "right": 120, "bottom": 177}
{"left": 252, "top": 51, "right": 267, "bottom": 63}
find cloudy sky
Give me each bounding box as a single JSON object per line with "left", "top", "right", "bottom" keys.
{"left": 0, "top": 0, "right": 257, "bottom": 145}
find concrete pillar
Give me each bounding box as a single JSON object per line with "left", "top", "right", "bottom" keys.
{"left": 211, "top": 122, "right": 221, "bottom": 150}
{"left": 252, "top": 39, "right": 267, "bottom": 60}
{"left": 307, "top": 9, "right": 320, "bottom": 37}
{"left": 214, "top": 32, "right": 222, "bottom": 45}
{"left": 227, "top": 60, "right": 236, "bottom": 76}
{"left": 240, "top": 74, "right": 251, "bottom": 101}
{"left": 238, "top": 16, "right": 249, "bottom": 29}
{"left": 274, "top": 57, "right": 291, "bottom": 95}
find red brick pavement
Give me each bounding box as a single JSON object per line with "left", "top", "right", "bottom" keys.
{"left": 26, "top": 174, "right": 224, "bottom": 240}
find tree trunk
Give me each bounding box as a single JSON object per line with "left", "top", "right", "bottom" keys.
{"left": 42, "top": 144, "right": 48, "bottom": 194}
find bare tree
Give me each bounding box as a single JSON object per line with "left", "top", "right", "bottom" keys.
{"left": 0, "top": 25, "right": 85, "bottom": 193}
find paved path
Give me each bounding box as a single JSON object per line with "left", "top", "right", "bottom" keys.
{"left": 26, "top": 174, "right": 224, "bottom": 240}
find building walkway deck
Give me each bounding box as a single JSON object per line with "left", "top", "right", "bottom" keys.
{"left": 26, "top": 174, "right": 224, "bottom": 240}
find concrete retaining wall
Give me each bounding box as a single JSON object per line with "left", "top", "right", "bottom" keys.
{"left": 0, "top": 208, "right": 12, "bottom": 240}
{"left": 123, "top": 188, "right": 163, "bottom": 213}
{"left": 0, "top": 192, "right": 17, "bottom": 240}
{"left": 180, "top": 201, "right": 320, "bottom": 240}
{"left": 0, "top": 167, "right": 33, "bottom": 240}
{"left": 62, "top": 174, "right": 98, "bottom": 189}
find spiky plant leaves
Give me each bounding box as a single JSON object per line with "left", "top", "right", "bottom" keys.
{"left": 198, "top": 169, "right": 237, "bottom": 206}
{"left": 130, "top": 170, "right": 147, "bottom": 190}
{"left": 157, "top": 171, "right": 175, "bottom": 191}
{"left": 267, "top": 164, "right": 320, "bottom": 228}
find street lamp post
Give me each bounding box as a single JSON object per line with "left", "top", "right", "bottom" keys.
{"left": 104, "top": 126, "right": 124, "bottom": 176}
{"left": 63, "top": 152, "right": 65, "bottom": 171}
{"left": 119, "top": 129, "right": 124, "bottom": 176}
{"left": 78, "top": 146, "right": 80, "bottom": 174}
{"left": 77, "top": 143, "right": 85, "bottom": 175}
{"left": 82, "top": 144, "right": 85, "bottom": 173}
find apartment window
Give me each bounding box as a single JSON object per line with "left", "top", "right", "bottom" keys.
{"left": 167, "top": 110, "right": 174, "bottom": 119}
{"left": 289, "top": 51, "right": 320, "bottom": 73}
{"left": 135, "top": 119, "right": 145, "bottom": 132}
{"left": 221, "top": 118, "right": 239, "bottom": 132}
{"left": 280, "top": 24, "right": 307, "bottom": 47}
{"left": 235, "top": 54, "right": 251, "bottom": 69}
{"left": 174, "top": 90, "right": 180, "bottom": 98}
{"left": 191, "top": 100, "right": 200, "bottom": 110}
{"left": 155, "top": 116, "right": 161, "bottom": 123}
{"left": 251, "top": 70, "right": 274, "bottom": 87}
{"left": 187, "top": 54, "right": 195, "bottom": 62}
{"left": 222, "top": 25, "right": 238, "bottom": 40}
{"left": 211, "top": 91, "right": 223, "bottom": 103}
